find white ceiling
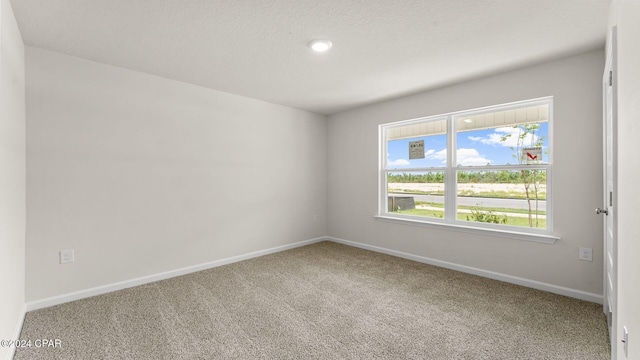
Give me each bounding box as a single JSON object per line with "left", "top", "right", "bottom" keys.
{"left": 10, "top": 0, "right": 611, "bottom": 115}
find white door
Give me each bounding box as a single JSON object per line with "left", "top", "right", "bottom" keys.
{"left": 601, "top": 26, "right": 617, "bottom": 356}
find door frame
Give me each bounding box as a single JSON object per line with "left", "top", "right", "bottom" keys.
{"left": 602, "top": 25, "right": 618, "bottom": 357}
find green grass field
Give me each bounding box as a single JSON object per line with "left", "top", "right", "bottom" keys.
{"left": 414, "top": 201, "right": 546, "bottom": 215}
{"left": 390, "top": 189, "right": 546, "bottom": 200}
{"left": 396, "top": 207, "right": 547, "bottom": 228}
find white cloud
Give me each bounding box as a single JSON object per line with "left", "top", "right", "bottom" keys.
{"left": 425, "top": 149, "right": 447, "bottom": 163}
{"left": 457, "top": 148, "right": 492, "bottom": 166}
{"left": 388, "top": 148, "right": 491, "bottom": 167}
{"left": 388, "top": 158, "right": 410, "bottom": 166}
{"left": 424, "top": 148, "right": 490, "bottom": 166}
{"left": 469, "top": 127, "right": 538, "bottom": 148}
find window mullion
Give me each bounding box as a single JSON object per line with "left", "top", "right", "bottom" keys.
{"left": 380, "top": 126, "right": 388, "bottom": 215}
{"left": 445, "top": 115, "right": 456, "bottom": 223}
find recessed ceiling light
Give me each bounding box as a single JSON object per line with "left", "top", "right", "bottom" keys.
{"left": 309, "top": 39, "right": 332, "bottom": 52}
{"left": 463, "top": 119, "right": 473, "bottom": 123}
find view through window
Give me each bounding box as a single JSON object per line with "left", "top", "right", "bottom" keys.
{"left": 381, "top": 97, "right": 552, "bottom": 234}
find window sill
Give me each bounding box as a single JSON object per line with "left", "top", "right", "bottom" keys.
{"left": 374, "top": 215, "right": 559, "bottom": 244}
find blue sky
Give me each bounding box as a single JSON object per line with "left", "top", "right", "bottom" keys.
{"left": 387, "top": 123, "right": 548, "bottom": 168}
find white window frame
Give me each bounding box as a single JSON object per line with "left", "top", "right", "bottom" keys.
{"left": 377, "top": 97, "right": 559, "bottom": 244}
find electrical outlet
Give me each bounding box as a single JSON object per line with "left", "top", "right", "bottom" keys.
{"left": 60, "top": 250, "right": 74, "bottom": 264}
{"left": 579, "top": 247, "right": 593, "bottom": 261}
{"left": 313, "top": 214, "right": 319, "bottom": 223}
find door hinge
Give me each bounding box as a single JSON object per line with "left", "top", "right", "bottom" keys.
{"left": 610, "top": 191, "right": 613, "bottom": 207}
{"left": 609, "top": 71, "right": 613, "bottom": 86}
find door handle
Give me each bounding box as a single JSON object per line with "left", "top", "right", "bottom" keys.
{"left": 596, "top": 208, "right": 609, "bottom": 215}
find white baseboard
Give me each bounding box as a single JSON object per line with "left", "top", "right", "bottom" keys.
{"left": 25, "top": 235, "right": 602, "bottom": 313}
{"left": 326, "top": 236, "right": 603, "bottom": 304}
{"left": 26, "top": 237, "right": 326, "bottom": 312}
{"left": 5, "top": 304, "right": 27, "bottom": 360}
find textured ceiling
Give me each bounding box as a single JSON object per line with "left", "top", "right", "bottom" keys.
{"left": 10, "top": 0, "right": 611, "bottom": 115}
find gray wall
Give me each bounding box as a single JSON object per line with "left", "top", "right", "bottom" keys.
{"left": 328, "top": 49, "right": 605, "bottom": 297}
{"left": 0, "top": 0, "right": 25, "bottom": 358}
{"left": 25, "top": 47, "right": 328, "bottom": 302}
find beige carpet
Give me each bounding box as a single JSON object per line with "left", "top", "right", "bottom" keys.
{"left": 16, "top": 241, "right": 610, "bottom": 359}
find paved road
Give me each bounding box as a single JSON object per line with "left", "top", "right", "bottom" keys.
{"left": 390, "top": 193, "right": 547, "bottom": 212}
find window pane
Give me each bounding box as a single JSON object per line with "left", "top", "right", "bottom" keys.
{"left": 456, "top": 105, "right": 549, "bottom": 166}
{"left": 387, "top": 171, "right": 445, "bottom": 219}
{"left": 386, "top": 119, "right": 447, "bottom": 169}
{"left": 456, "top": 170, "right": 547, "bottom": 229}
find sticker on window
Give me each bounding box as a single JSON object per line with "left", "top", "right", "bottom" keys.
{"left": 409, "top": 140, "right": 425, "bottom": 159}
{"left": 521, "top": 147, "right": 542, "bottom": 164}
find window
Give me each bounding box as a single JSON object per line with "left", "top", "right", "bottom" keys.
{"left": 379, "top": 97, "right": 554, "bottom": 239}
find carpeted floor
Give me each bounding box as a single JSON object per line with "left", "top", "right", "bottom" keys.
{"left": 15, "top": 241, "right": 610, "bottom": 359}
